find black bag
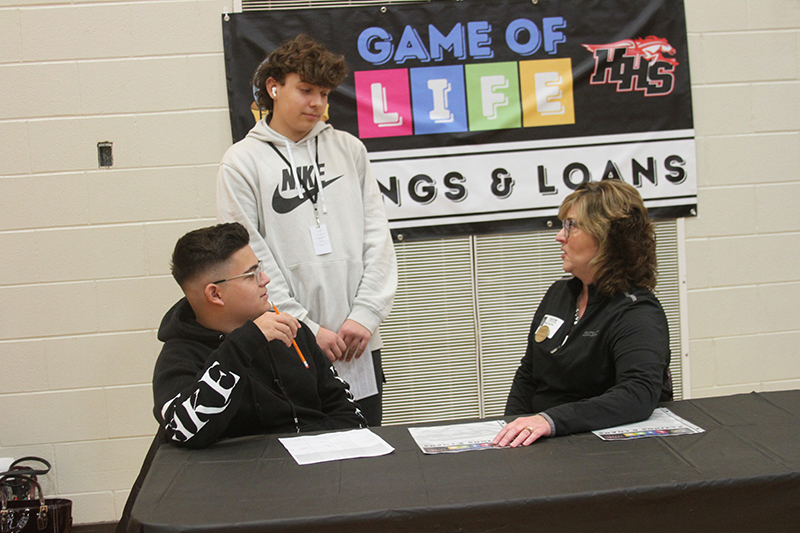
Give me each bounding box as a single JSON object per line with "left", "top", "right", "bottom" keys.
{"left": 1, "top": 460, "right": 72, "bottom": 533}
{"left": 1, "top": 457, "right": 51, "bottom": 502}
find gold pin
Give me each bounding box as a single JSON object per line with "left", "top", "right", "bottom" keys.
{"left": 535, "top": 325, "right": 549, "bottom": 343}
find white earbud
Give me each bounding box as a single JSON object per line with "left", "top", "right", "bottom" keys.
{"left": 271, "top": 87, "right": 277, "bottom": 97}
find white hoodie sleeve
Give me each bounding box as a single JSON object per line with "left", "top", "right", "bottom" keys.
{"left": 346, "top": 138, "right": 398, "bottom": 334}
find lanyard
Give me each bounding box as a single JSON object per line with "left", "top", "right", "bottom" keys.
{"left": 267, "top": 140, "right": 321, "bottom": 223}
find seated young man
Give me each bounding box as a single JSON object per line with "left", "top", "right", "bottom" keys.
{"left": 153, "top": 222, "right": 366, "bottom": 448}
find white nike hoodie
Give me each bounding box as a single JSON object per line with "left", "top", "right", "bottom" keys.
{"left": 217, "top": 119, "right": 397, "bottom": 351}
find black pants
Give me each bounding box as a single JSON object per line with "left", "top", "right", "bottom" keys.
{"left": 357, "top": 349, "right": 385, "bottom": 427}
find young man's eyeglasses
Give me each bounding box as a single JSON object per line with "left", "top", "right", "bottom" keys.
{"left": 562, "top": 218, "right": 579, "bottom": 238}
{"left": 212, "top": 260, "right": 264, "bottom": 284}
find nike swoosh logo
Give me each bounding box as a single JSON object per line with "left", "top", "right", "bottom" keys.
{"left": 272, "top": 175, "right": 344, "bottom": 214}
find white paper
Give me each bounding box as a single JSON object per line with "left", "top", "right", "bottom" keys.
{"left": 279, "top": 428, "right": 394, "bottom": 465}
{"left": 592, "top": 407, "right": 705, "bottom": 441}
{"left": 333, "top": 349, "right": 378, "bottom": 400}
{"left": 0, "top": 458, "right": 14, "bottom": 473}
{"left": 408, "top": 420, "right": 507, "bottom": 454}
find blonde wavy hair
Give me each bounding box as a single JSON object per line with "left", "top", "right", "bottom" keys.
{"left": 558, "top": 180, "right": 657, "bottom": 296}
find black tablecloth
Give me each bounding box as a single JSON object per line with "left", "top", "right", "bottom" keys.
{"left": 128, "top": 390, "right": 800, "bottom": 532}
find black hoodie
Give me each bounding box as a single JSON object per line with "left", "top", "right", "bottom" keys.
{"left": 505, "top": 276, "right": 672, "bottom": 436}
{"left": 152, "top": 298, "right": 366, "bottom": 448}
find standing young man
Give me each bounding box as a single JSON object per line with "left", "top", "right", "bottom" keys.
{"left": 217, "top": 35, "right": 397, "bottom": 426}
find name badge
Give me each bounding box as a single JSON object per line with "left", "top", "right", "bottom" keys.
{"left": 310, "top": 224, "right": 332, "bottom": 255}
{"left": 535, "top": 314, "right": 564, "bottom": 343}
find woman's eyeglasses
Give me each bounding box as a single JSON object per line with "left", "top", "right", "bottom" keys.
{"left": 562, "top": 218, "right": 578, "bottom": 238}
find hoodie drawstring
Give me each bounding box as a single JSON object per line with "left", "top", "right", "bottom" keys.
{"left": 307, "top": 139, "right": 327, "bottom": 215}
{"left": 283, "top": 140, "right": 303, "bottom": 200}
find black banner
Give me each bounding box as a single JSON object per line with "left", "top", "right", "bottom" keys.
{"left": 223, "top": 0, "right": 696, "bottom": 240}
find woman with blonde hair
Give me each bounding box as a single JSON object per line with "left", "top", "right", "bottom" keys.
{"left": 494, "top": 179, "right": 672, "bottom": 447}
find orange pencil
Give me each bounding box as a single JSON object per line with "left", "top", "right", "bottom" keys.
{"left": 272, "top": 304, "right": 309, "bottom": 369}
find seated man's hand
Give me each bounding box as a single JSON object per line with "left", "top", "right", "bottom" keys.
{"left": 492, "top": 414, "right": 552, "bottom": 448}
{"left": 316, "top": 327, "right": 347, "bottom": 362}
{"left": 338, "top": 319, "right": 371, "bottom": 362}
{"left": 254, "top": 310, "right": 300, "bottom": 347}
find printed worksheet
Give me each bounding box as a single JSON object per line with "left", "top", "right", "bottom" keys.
{"left": 333, "top": 348, "right": 378, "bottom": 400}
{"left": 592, "top": 408, "right": 705, "bottom": 441}
{"left": 408, "top": 420, "right": 507, "bottom": 454}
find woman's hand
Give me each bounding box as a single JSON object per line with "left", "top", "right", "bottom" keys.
{"left": 492, "top": 414, "right": 552, "bottom": 447}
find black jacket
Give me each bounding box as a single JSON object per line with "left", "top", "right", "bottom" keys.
{"left": 153, "top": 298, "right": 366, "bottom": 448}
{"left": 505, "top": 276, "right": 672, "bottom": 436}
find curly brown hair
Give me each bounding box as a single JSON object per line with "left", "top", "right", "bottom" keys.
{"left": 253, "top": 34, "right": 348, "bottom": 112}
{"left": 558, "top": 180, "right": 657, "bottom": 296}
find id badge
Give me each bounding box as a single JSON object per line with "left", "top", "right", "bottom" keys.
{"left": 534, "top": 314, "right": 565, "bottom": 343}
{"left": 310, "top": 224, "right": 332, "bottom": 255}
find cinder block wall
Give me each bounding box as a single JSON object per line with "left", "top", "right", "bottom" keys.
{"left": 683, "top": 0, "right": 800, "bottom": 395}
{"left": 0, "top": 0, "right": 798, "bottom": 525}
{"left": 0, "top": 0, "right": 231, "bottom": 523}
